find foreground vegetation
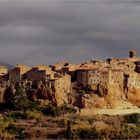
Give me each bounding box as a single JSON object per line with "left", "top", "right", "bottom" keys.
{"left": 0, "top": 84, "right": 140, "bottom": 139}
{"left": 0, "top": 111, "right": 140, "bottom": 139}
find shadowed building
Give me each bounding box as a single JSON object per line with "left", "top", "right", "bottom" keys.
{"left": 129, "top": 50, "right": 136, "bottom": 58}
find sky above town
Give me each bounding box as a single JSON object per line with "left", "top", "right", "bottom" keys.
{"left": 0, "top": 0, "right": 140, "bottom": 66}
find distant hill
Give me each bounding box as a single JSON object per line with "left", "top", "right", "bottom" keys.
{"left": 0, "top": 62, "right": 14, "bottom": 69}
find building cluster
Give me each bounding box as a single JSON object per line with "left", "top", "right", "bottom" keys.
{"left": 0, "top": 50, "right": 140, "bottom": 96}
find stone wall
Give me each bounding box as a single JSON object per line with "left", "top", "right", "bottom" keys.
{"left": 26, "top": 68, "right": 46, "bottom": 84}
{"left": 127, "top": 72, "right": 140, "bottom": 89}
{"left": 0, "top": 66, "right": 8, "bottom": 76}
{"left": 8, "top": 68, "right": 21, "bottom": 84}
{"left": 48, "top": 74, "right": 71, "bottom": 105}
{"left": 16, "top": 64, "right": 30, "bottom": 75}
{"left": 109, "top": 70, "right": 124, "bottom": 88}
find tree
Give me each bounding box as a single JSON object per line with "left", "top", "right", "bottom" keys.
{"left": 13, "top": 84, "right": 37, "bottom": 111}
{"left": 3, "top": 86, "right": 14, "bottom": 103}
{"left": 66, "top": 120, "right": 73, "bottom": 139}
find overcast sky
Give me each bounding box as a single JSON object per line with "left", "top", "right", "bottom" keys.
{"left": 0, "top": 0, "right": 140, "bottom": 66}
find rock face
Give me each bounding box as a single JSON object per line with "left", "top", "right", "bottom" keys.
{"left": 0, "top": 86, "right": 5, "bottom": 103}
{"left": 26, "top": 83, "right": 68, "bottom": 105}
{"left": 73, "top": 84, "right": 138, "bottom": 109}
{"left": 105, "top": 84, "right": 137, "bottom": 109}
{"left": 74, "top": 94, "right": 108, "bottom": 109}
{"left": 2, "top": 82, "right": 140, "bottom": 109}
{"left": 127, "top": 87, "right": 140, "bottom": 107}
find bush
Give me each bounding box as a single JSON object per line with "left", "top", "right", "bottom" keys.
{"left": 0, "top": 102, "right": 14, "bottom": 111}
{"left": 13, "top": 96, "right": 37, "bottom": 111}
{"left": 8, "top": 85, "right": 38, "bottom": 111}
{"left": 0, "top": 116, "right": 16, "bottom": 139}
{"left": 73, "top": 128, "right": 99, "bottom": 139}
{"left": 41, "top": 104, "right": 61, "bottom": 117}
{"left": 7, "top": 111, "right": 28, "bottom": 120}
{"left": 26, "top": 110, "right": 42, "bottom": 119}
{"left": 79, "top": 90, "right": 86, "bottom": 95}
{"left": 41, "top": 103, "right": 76, "bottom": 117}
{"left": 61, "top": 103, "right": 77, "bottom": 114}
{"left": 5, "top": 124, "right": 27, "bottom": 139}
{"left": 124, "top": 113, "right": 140, "bottom": 124}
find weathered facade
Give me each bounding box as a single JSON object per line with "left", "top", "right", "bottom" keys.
{"left": 8, "top": 64, "right": 30, "bottom": 84}
{"left": 49, "top": 74, "right": 71, "bottom": 93}
{"left": 76, "top": 68, "right": 100, "bottom": 89}
{"left": 0, "top": 66, "right": 8, "bottom": 76}
{"left": 0, "top": 66, "right": 8, "bottom": 83}
{"left": 26, "top": 68, "right": 46, "bottom": 84}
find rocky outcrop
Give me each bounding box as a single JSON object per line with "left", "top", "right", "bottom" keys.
{"left": 26, "top": 83, "right": 68, "bottom": 106}
{"left": 0, "top": 86, "right": 5, "bottom": 103}
{"left": 73, "top": 84, "right": 138, "bottom": 109}
{"left": 127, "top": 87, "right": 140, "bottom": 107}
{"left": 2, "top": 82, "right": 140, "bottom": 109}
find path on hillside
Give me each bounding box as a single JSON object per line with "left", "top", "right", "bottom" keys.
{"left": 80, "top": 108, "right": 140, "bottom": 116}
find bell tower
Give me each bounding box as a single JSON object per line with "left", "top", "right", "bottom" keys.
{"left": 129, "top": 50, "right": 136, "bottom": 58}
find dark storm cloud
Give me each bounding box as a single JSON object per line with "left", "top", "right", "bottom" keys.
{"left": 0, "top": 0, "right": 140, "bottom": 65}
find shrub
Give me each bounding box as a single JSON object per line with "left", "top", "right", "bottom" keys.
{"left": 66, "top": 120, "right": 73, "bottom": 139}
{"left": 42, "top": 103, "right": 76, "bottom": 117}
{"left": 5, "top": 124, "right": 27, "bottom": 139}
{"left": 61, "top": 103, "right": 76, "bottom": 114}
{"left": 26, "top": 110, "right": 42, "bottom": 119}
{"left": 13, "top": 96, "right": 37, "bottom": 111}
{"left": 0, "top": 102, "right": 14, "bottom": 111}
{"left": 73, "top": 128, "right": 99, "bottom": 139}
{"left": 79, "top": 90, "right": 86, "bottom": 95}
{"left": 0, "top": 116, "right": 15, "bottom": 139}
{"left": 7, "top": 111, "right": 28, "bottom": 120}
{"left": 124, "top": 113, "right": 140, "bottom": 124}
{"left": 41, "top": 104, "right": 61, "bottom": 117}
{"left": 9, "top": 85, "right": 38, "bottom": 111}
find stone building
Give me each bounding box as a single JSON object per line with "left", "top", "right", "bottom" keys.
{"left": 49, "top": 74, "right": 71, "bottom": 93}
{"left": 26, "top": 68, "right": 46, "bottom": 84}
{"left": 109, "top": 69, "right": 124, "bottom": 86}
{"left": 16, "top": 64, "right": 30, "bottom": 75}
{"left": 134, "top": 61, "right": 140, "bottom": 73}
{"left": 0, "top": 66, "right": 8, "bottom": 83}
{"left": 51, "top": 61, "right": 69, "bottom": 72}
{"left": 34, "top": 64, "right": 51, "bottom": 71}
{"left": 129, "top": 50, "right": 136, "bottom": 58}
{"left": 48, "top": 74, "right": 71, "bottom": 105}
{"left": 8, "top": 67, "right": 20, "bottom": 84}
{"left": 62, "top": 64, "right": 80, "bottom": 82}
{"left": 8, "top": 64, "right": 30, "bottom": 84}
{"left": 0, "top": 66, "right": 8, "bottom": 76}
{"left": 26, "top": 66, "right": 54, "bottom": 86}
{"left": 99, "top": 69, "right": 109, "bottom": 87}
{"left": 76, "top": 68, "right": 100, "bottom": 89}
{"left": 76, "top": 66, "right": 124, "bottom": 89}
{"left": 126, "top": 72, "right": 140, "bottom": 89}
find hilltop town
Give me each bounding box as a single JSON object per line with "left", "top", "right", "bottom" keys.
{"left": 0, "top": 50, "right": 140, "bottom": 109}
